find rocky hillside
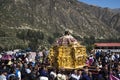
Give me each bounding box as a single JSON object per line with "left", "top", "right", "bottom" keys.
{"left": 112, "top": 8, "right": 120, "bottom": 13}
{"left": 0, "top": 0, "right": 120, "bottom": 50}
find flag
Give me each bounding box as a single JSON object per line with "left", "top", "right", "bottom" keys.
{"left": 110, "top": 74, "right": 119, "bottom": 80}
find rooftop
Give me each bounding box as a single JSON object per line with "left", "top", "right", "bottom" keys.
{"left": 94, "top": 43, "right": 120, "bottom": 47}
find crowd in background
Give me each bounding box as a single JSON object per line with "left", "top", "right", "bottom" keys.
{"left": 0, "top": 49, "right": 120, "bottom": 80}
{"left": 86, "top": 50, "right": 120, "bottom": 80}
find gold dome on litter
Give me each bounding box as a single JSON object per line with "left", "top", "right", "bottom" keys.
{"left": 49, "top": 31, "right": 87, "bottom": 69}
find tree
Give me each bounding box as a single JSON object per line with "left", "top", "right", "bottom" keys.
{"left": 16, "top": 30, "right": 28, "bottom": 40}
{"left": 0, "top": 30, "right": 6, "bottom": 37}
{"left": 37, "top": 31, "right": 44, "bottom": 40}
{"left": 53, "top": 32, "right": 62, "bottom": 38}
{"left": 48, "top": 36, "right": 54, "bottom": 44}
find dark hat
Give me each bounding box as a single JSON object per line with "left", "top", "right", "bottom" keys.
{"left": 64, "top": 31, "right": 70, "bottom": 35}
{"left": 1, "top": 69, "right": 8, "bottom": 73}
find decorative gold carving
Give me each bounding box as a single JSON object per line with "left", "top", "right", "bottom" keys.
{"left": 49, "top": 45, "right": 87, "bottom": 69}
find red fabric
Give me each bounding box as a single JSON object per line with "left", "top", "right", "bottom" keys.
{"left": 109, "top": 74, "right": 119, "bottom": 80}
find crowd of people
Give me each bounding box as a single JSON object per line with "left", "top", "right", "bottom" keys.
{"left": 0, "top": 49, "right": 120, "bottom": 80}
{"left": 86, "top": 50, "right": 120, "bottom": 80}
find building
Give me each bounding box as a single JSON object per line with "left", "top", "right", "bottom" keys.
{"left": 94, "top": 43, "right": 120, "bottom": 53}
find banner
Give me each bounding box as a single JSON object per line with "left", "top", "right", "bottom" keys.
{"left": 110, "top": 74, "right": 119, "bottom": 80}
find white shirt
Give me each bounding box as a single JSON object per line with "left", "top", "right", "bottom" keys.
{"left": 57, "top": 73, "right": 66, "bottom": 80}
{"left": 71, "top": 74, "right": 80, "bottom": 80}
{"left": 111, "top": 55, "right": 115, "bottom": 60}
{"left": 0, "top": 74, "right": 7, "bottom": 80}
{"left": 25, "top": 68, "right": 31, "bottom": 74}
{"left": 50, "top": 71, "right": 57, "bottom": 78}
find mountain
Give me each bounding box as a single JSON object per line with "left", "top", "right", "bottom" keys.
{"left": 112, "top": 8, "right": 120, "bottom": 13}
{"left": 0, "top": 0, "right": 120, "bottom": 50}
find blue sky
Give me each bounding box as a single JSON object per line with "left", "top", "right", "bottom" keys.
{"left": 79, "top": 0, "right": 120, "bottom": 9}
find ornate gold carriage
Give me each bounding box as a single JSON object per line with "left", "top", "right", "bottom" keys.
{"left": 49, "top": 31, "right": 87, "bottom": 69}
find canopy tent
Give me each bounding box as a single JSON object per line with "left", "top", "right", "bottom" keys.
{"left": 1, "top": 54, "right": 13, "bottom": 60}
